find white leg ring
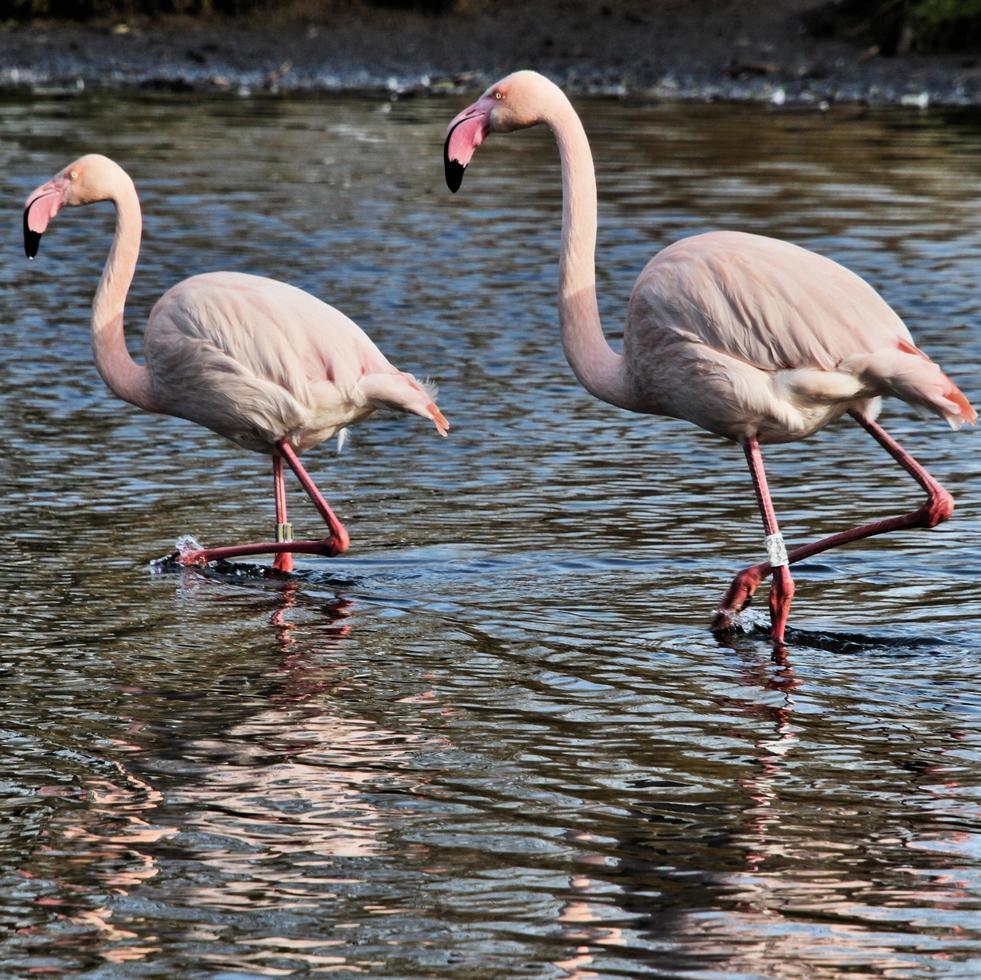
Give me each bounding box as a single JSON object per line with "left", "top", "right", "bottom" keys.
{"left": 765, "top": 532, "right": 789, "bottom": 568}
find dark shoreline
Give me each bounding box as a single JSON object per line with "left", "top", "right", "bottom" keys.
{"left": 2, "top": 2, "right": 980, "bottom": 106}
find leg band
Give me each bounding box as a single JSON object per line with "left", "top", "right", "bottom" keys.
{"left": 765, "top": 532, "right": 789, "bottom": 567}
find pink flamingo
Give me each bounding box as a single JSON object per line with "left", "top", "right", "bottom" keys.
{"left": 24, "top": 154, "right": 448, "bottom": 573}
{"left": 444, "top": 71, "right": 975, "bottom": 643}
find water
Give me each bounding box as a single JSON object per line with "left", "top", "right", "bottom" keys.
{"left": 1, "top": 92, "right": 979, "bottom": 977}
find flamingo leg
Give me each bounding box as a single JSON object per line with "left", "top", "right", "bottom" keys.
{"left": 176, "top": 439, "right": 350, "bottom": 567}
{"left": 276, "top": 440, "right": 350, "bottom": 553}
{"left": 712, "top": 411, "right": 954, "bottom": 633}
{"left": 271, "top": 454, "right": 293, "bottom": 574}
{"left": 740, "top": 435, "right": 795, "bottom": 644}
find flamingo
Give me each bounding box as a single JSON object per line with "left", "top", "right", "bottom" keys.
{"left": 23, "top": 154, "right": 448, "bottom": 573}
{"left": 444, "top": 71, "right": 975, "bottom": 643}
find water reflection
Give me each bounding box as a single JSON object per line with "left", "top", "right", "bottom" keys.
{"left": 0, "top": 91, "right": 978, "bottom": 976}
{"left": 520, "top": 635, "right": 978, "bottom": 978}
{"left": 14, "top": 578, "right": 457, "bottom": 973}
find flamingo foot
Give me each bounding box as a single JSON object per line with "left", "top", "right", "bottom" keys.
{"left": 711, "top": 562, "right": 768, "bottom": 632}
{"left": 175, "top": 535, "right": 347, "bottom": 568}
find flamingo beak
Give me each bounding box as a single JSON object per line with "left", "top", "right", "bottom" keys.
{"left": 23, "top": 179, "right": 64, "bottom": 259}
{"left": 444, "top": 101, "right": 491, "bottom": 192}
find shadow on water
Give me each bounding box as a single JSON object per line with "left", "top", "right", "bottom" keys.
{"left": 162, "top": 553, "right": 954, "bottom": 659}
{"left": 149, "top": 552, "right": 363, "bottom": 592}
{"left": 721, "top": 613, "right": 951, "bottom": 656}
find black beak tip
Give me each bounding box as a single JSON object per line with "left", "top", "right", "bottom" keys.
{"left": 444, "top": 158, "right": 465, "bottom": 193}
{"left": 23, "top": 206, "right": 41, "bottom": 259}
{"left": 24, "top": 230, "right": 41, "bottom": 259}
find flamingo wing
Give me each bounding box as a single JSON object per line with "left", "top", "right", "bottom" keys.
{"left": 631, "top": 231, "right": 912, "bottom": 369}
{"left": 627, "top": 231, "right": 973, "bottom": 436}
{"left": 144, "top": 272, "right": 396, "bottom": 451}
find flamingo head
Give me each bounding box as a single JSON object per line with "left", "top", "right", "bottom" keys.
{"left": 357, "top": 372, "right": 450, "bottom": 437}
{"left": 23, "top": 154, "right": 129, "bottom": 258}
{"left": 444, "top": 70, "right": 556, "bottom": 192}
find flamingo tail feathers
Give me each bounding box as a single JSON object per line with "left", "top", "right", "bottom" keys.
{"left": 843, "top": 342, "right": 976, "bottom": 430}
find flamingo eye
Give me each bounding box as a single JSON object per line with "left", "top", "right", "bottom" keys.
{"left": 495, "top": 91, "right": 504, "bottom": 100}
{"left": 69, "top": 170, "right": 79, "bottom": 181}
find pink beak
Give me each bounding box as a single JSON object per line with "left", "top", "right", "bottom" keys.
{"left": 444, "top": 99, "right": 492, "bottom": 193}
{"left": 23, "top": 178, "right": 65, "bottom": 259}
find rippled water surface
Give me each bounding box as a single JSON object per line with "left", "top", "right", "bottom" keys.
{"left": 1, "top": 92, "right": 979, "bottom": 977}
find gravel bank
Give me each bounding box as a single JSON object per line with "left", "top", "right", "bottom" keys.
{"left": 2, "top": 1, "right": 979, "bottom": 106}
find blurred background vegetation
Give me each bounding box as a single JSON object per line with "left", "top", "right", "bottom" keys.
{"left": 804, "top": 0, "right": 981, "bottom": 53}
{"left": 0, "top": 0, "right": 979, "bottom": 53}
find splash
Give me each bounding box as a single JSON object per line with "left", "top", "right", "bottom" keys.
{"left": 173, "top": 534, "right": 203, "bottom": 556}
{"left": 148, "top": 535, "right": 204, "bottom": 572}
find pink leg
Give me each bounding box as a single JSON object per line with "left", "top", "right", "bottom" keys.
{"left": 713, "top": 412, "right": 955, "bottom": 632}
{"left": 271, "top": 454, "right": 293, "bottom": 574}
{"left": 177, "top": 440, "right": 350, "bottom": 567}
{"left": 277, "top": 441, "right": 350, "bottom": 554}
{"left": 742, "top": 435, "right": 795, "bottom": 644}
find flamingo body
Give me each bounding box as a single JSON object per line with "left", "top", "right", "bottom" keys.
{"left": 146, "top": 271, "right": 430, "bottom": 454}
{"left": 624, "top": 229, "right": 967, "bottom": 443}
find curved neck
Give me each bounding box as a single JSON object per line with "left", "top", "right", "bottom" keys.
{"left": 90, "top": 177, "right": 159, "bottom": 412}
{"left": 545, "top": 96, "right": 630, "bottom": 410}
